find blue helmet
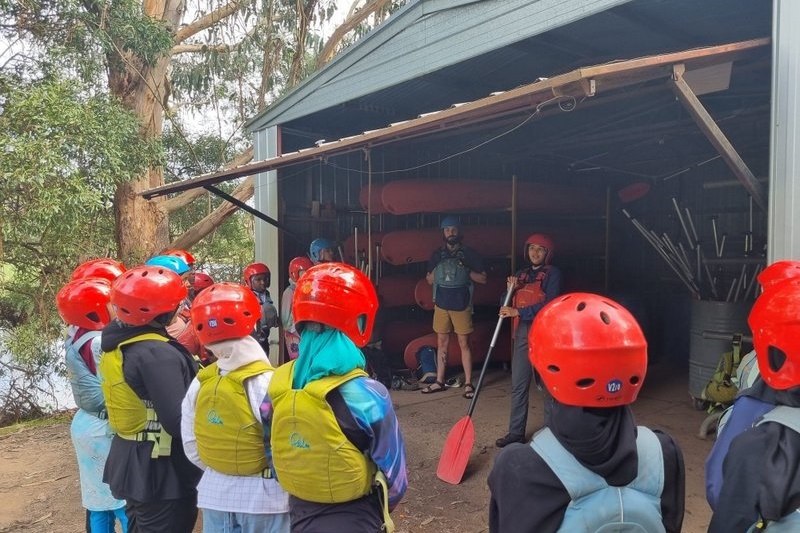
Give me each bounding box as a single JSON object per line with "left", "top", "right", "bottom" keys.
{"left": 440, "top": 216, "right": 460, "bottom": 230}
{"left": 145, "top": 255, "right": 190, "bottom": 275}
{"left": 309, "top": 238, "right": 335, "bottom": 263}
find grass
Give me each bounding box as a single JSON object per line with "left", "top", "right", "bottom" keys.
{"left": 0, "top": 410, "right": 73, "bottom": 437}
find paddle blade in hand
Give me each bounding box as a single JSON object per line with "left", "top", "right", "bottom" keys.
{"left": 436, "top": 415, "right": 475, "bottom": 485}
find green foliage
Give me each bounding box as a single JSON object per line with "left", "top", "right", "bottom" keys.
{"left": 0, "top": 75, "right": 160, "bottom": 367}
{"left": 162, "top": 128, "right": 254, "bottom": 280}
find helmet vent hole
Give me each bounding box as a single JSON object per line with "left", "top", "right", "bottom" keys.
{"left": 196, "top": 324, "right": 204, "bottom": 332}
{"left": 599, "top": 312, "right": 611, "bottom": 325}
{"left": 139, "top": 307, "right": 150, "bottom": 313}
{"left": 357, "top": 314, "right": 368, "bottom": 335}
{"left": 243, "top": 311, "right": 252, "bottom": 317}
{"left": 86, "top": 311, "right": 100, "bottom": 322}
{"left": 768, "top": 346, "right": 787, "bottom": 373}
{"left": 547, "top": 364, "right": 560, "bottom": 373}
{"left": 576, "top": 302, "right": 586, "bottom": 311}
{"left": 223, "top": 318, "right": 236, "bottom": 325}
{"left": 576, "top": 378, "right": 595, "bottom": 389}
{"left": 630, "top": 375, "right": 640, "bottom": 385}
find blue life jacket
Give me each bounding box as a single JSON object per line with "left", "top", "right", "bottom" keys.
{"left": 532, "top": 426, "right": 666, "bottom": 533}
{"left": 65, "top": 330, "right": 107, "bottom": 416}
{"left": 748, "top": 407, "right": 800, "bottom": 532}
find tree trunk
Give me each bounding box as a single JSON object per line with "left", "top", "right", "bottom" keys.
{"left": 109, "top": 0, "right": 185, "bottom": 261}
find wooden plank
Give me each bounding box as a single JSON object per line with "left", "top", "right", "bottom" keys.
{"left": 668, "top": 65, "right": 768, "bottom": 210}
{"left": 143, "top": 38, "right": 770, "bottom": 199}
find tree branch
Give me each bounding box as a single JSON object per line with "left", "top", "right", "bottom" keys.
{"left": 174, "top": 0, "right": 248, "bottom": 44}
{"left": 171, "top": 43, "right": 232, "bottom": 54}
{"left": 317, "top": 0, "right": 393, "bottom": 68}
{"left": 168, "top": 176, "right": 254, "bottom": 251}
{"left": 161, "top": 146, "right": 254, "bottom": 213}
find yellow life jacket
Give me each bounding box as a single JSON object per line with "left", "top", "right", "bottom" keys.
{"left": 195, "top": 360, "right": 273, "bottom": 476}
{"left": 98, "top": 333, "right": 173, "bottom": 459}
{"left": 269, "top": 362, "right": 377, "bottom": 503}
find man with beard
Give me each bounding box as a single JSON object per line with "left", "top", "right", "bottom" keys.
{"left": 488, "top": 293, "right": 685, "bottom": 533}
{"left": 420, "top": 216, "right": 486, "bottom": 398}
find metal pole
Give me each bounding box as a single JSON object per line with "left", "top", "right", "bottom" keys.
{"left": 672, "top": 198, "right": 694, "bottom": 249}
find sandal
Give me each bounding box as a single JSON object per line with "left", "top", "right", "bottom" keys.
{"left": 463, "top": 383, "right": 475, "bottom": 399}
{"left": 421, "top": 381, "right": 447, "bottom": 394}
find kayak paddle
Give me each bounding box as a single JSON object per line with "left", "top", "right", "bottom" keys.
{"left": 436, "top": 281, "right": 515, "bottom": 484}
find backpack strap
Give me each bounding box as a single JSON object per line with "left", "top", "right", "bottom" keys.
{"left": 757, "top": 406, "right": 800, "bottom": 435}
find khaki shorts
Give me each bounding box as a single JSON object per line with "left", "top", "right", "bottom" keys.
{"left": 433, "top": 305, "right": 474, "bottom": 335}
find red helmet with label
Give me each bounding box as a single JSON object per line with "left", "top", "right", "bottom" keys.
{"left": 524, "top": 234, "right": 555, "bottom": 265}
{"left": 111, "top": 266, "right": 187, "bottom": 326}
{"left": 289, "top": 256, "right": 314, "bottom": 283}
{"left": 193, "top": 272, "right": 215, "bottom": 294}
{"left": 56, "top": 277, "right": 113, "bottom": 330}
{"left": 292, "top": 262, "right": 378, "bottom": 347}
{"left": 71, "top": 259, "right": 127, "bottom": 282}
{"left": 529, "top": 292, "right": 647, "bottom": 407}
{"left": 748, "top": 280, "right": 800, "bottom": 390}
{"left": 163, "top": 249, "right": 196, "bottom": 267}
{"left": 243, "top": 262, "right": 270, "bottom": 288}
{"left": 757, "top": 260, "right": 800, "bottom": 291}
{"left": 191, "top": 283, "right": 261, "bottom": 345}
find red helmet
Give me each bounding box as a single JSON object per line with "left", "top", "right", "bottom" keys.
{"left": 243, "top": 262, "right": 270, "bottom": 288}
{"left": 191, "top": 283, "right": 261, "bottom": 345}
{"left": 748, "top": 281, "right": 800, "bottom": 390}
{"left": 56, "top": 277, "right": 113, "bottom": 330}
{"left": 163, "top": 249, "right": 195, "bottom": 267}
{"left": 529, "top": 292, "right": 647, "bottom": 407}
{"left": 525, "top": 234, "right": 555, "bottom": 265}
{"left": 292, "top": 262, "right": 378, "bottom": 347}
{"left": 193, "top": 272, "right": 215, "bottom": 294}
{"left": 111, "top": 266, "right": 187, "bottom": 326}
{"left": 289, "top": 256, "right": 314, "bottom": 283}
{"left": 757, "top": 260, "right": 800, "bottom": 291}
{"left": 71, "top": 259, "right": 127, "bottom": 282}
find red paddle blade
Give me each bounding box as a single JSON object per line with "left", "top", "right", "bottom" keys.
{"left": 436, "top": 415, "right": 475, "bottom": 485}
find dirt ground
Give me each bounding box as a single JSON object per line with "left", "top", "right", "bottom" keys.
{"left": 0, "top": 362, "right": 714, "bottom": 533}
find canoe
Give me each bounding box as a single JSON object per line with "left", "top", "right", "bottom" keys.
{"left": 376, "top": 275, "right": 419, "bottom": 308}
{"left": 413, "top": 275, "right": 508, "bottom": 311}
{"left": 342, "top": 232, "right": 385, "bottom": 265}
{"left": 402, "top": 318, "right": 513, "bottom": 370}
{"left": 373, "top": 179, "right": 604, "bottom": 216}
{"left": 380, "top": 225, "right": 604, "bottom": 266}
{"left": 358, "top": 183, "right": 390, "bottom": 214}
{"left": 381, "top": 320, "right": 433, "bottom": 355}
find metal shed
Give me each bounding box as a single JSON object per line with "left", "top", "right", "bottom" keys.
{"left": 146, "top": 0, "right": 800, "bottom": 377}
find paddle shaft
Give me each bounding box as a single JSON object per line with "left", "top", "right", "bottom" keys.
{"left": 465, "top": 282, "right": 515, "bottom": 417}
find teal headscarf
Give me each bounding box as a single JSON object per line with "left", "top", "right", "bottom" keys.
{"left": 292, "top": 327, "right": 366, "bottom": 389}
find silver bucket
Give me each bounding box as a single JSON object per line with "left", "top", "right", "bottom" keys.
{"left": 688, "top": 299, "right": 752, "bottom": 399}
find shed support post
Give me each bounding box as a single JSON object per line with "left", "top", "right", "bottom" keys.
{"left": 668, "top": 64, "right": 768, "bottom": 211}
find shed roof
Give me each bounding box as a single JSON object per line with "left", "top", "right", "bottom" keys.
{"left": 246, "top": 0, "right": 770, "bottom": 145}
{"left": 144, "top": 37, "right": 769, "bottom": 199}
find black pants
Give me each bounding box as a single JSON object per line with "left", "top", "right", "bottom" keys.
{"left": 125, "top": 495, "right": 197, "bottom": 533}
{"left": 290, "top": 493, "right": 383, "bottom": 533}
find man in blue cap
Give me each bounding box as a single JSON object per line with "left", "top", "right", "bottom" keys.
{"left": 421, "top": 216, "right": 486, "bottom": 398}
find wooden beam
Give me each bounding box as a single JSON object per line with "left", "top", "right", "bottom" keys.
{"left": 142, "top": 37, "right": 769, "bottom": 199}
{"left": 668, "top": 64, "right": 767, "bottom": 210}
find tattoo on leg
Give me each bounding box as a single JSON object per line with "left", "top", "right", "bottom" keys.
{"left": 440, "top": 351, "right": 447, "bottom": 365}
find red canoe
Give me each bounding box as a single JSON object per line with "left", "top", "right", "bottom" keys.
{"left": 376, "top": 275, "right": 419, "bottom": 308}
{"left": 342, "top": 232, "right": 385, "bottom": 265}
{"left": 413, "top": 275, "right": 508, "bottom": 311}
{"left": 376, "top": 179, "right": 604, "bottom": 216}
{"left": 381, "top": 320, "right": 432, "bottom": 355}
{"left": 402, "top": 319, "right": 513, "bottom": 370}
{"left": 380, "top": 225, "right": 604, "bottom": 266}
{"left": 358, "top": 184, "right": 390, "bottom": 214}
